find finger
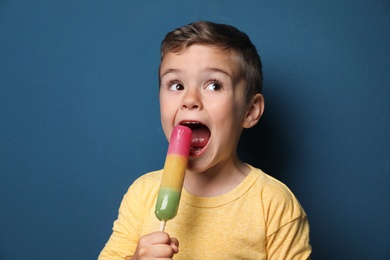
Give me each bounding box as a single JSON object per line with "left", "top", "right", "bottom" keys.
{"left": 170, "top": 237, "right": 179, "bottom": 253}
{"left": 151, "top": 244, "right": 176, "bottom": 258}
{"left": 141, "top": 231, "right": 171, "bottom": 245}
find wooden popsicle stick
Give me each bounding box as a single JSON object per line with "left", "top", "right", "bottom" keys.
{"left": 160, "top": 220, "right": 166, "bottom": 232}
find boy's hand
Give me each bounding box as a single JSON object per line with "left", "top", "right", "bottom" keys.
{"left": 131, "top": 231, "right": 179, "bottom": 259}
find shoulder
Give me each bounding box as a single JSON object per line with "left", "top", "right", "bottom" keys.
{"left": 249, "top": 166, "right": 307, "bottom": 223}
{"left": 255, "top": 168, "right": 298, "bottom": 201}
{"left": 130, "top": 170, "right": 163, "bottom": 189}
{"left": 121, "top": 170, "right": 163, "bottom": 205}
{"left": 248, "top": 167, "right": 312, "bottom": 257}
{"left": 250, "top": 167, "right": 297, "bottom": 199}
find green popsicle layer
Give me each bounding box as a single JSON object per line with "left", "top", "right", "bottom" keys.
{"left": 155, "top": 187, "right": 181, "bottom": 221}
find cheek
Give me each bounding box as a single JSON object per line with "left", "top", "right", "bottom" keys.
{"left": 235, "top": 105, "right": 248, "bottom": 123}
{"left": 233, "top": 96, "right": 250, "bottom": 122}
{"left": 159, "top": 96, "right": 178, "bottom": 135}
{"left": 159, "top": 95, "right": 173, "bottom": 114}
{"left": 160, "top": 102, "right": 177, "bottom": 122}
{"left": 160, "top": 102, "right": 172, "bottom": 124}
{"left": 160, "top": 91, "right": 180, "bottom": 110}
{"left": 159, "top": 109, "right": 173, "bottom": 142}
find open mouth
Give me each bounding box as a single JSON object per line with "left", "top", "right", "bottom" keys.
{"left": 180, "top": 121, "right": 210, "bottom": 156}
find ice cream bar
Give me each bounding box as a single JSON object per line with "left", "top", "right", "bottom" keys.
{"left": 155, "top": 125, "right": 192, "bottom": 230}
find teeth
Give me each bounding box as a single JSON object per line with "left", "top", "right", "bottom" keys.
{"left": 182, "top": 122, "right": 201, "bottom": 125}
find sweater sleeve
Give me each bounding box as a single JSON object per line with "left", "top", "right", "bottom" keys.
{"left": 98, "top": 184, "right": 143, "bottom": 260}
{"left": 266, "top": 214, "right": 311, "bottom": 260}
{"left": 260, "top": 172, "right": 312, "bottom": 259}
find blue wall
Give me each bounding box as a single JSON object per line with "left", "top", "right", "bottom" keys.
{"left": 1, "top": 1, "right": 389, "bottom": 259}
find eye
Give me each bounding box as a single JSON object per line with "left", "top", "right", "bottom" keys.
{"left": 205, "top": 80, "right": 223, "bottom": 91}
{"left": 168, "top": 81, "right": 185, "bottom": 91}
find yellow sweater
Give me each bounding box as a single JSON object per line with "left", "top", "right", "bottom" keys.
{"left": 99, "top": 165, "right": 311, "bottom": 259}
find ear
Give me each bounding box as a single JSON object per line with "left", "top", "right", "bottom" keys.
{"left": 242, "top": 93, "right": 264, "bottom": 129}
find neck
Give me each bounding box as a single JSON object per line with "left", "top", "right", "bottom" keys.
{"left": 183, "top": 156, "right": 250, "bottom": 197}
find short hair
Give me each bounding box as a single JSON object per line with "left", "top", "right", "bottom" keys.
{"left": 160, "top": 21, "right": 263, "bottom": 102}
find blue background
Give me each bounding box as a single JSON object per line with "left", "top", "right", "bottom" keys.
{"left": 1, "top": 1, "right": 389, "bottom": 259}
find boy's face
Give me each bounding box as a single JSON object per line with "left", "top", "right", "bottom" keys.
{"left": 159, "top": 44, "right": 254, "bottom": 172}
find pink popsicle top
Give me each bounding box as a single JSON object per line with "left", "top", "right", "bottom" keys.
{"left": 167, "top": 125, "right": 192, "bottom": 157}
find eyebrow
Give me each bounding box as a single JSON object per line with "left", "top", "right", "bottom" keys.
{"left": 160, "top": 68, "right": 181, "bottom": 79}
{"left": 204, "top": 67, "right": 232, "bottom": 78}
{"left": 160, "top": 67, "right": 232, "bottom": 79}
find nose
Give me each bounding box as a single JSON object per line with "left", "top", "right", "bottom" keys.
{"left": 181, "top": 88, "right": 202, "bottom": 110}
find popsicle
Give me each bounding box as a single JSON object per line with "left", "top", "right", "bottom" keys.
{"left": 155, "top": 125, "right": 192, "bottom": 231}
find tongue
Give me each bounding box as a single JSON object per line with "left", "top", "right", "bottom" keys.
{"left": 191, "top": 127, "right": 210, "bottom": 148}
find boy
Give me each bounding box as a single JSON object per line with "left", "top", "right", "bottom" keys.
{"left": 99, "top": 21, "right": 311, "bottom": 259}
